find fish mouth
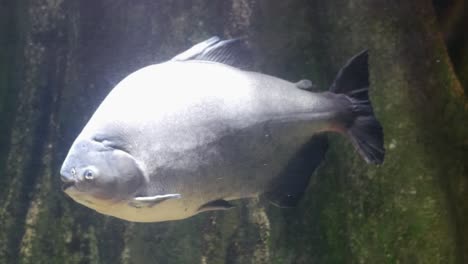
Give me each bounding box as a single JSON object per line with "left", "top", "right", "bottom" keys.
{"left": 62, "top": 181, "right": 75, "bottom": 191}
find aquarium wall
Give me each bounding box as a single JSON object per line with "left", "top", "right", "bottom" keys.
{"left": 0, "top": 0, "right": 467, "bottom": 263}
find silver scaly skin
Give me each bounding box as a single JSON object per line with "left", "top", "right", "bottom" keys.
{"left": 60, "top": 37, "right": 384, "bottom": 222}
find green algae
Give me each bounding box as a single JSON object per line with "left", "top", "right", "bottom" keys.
{"left": 0, "top": 1, "right": 466, "bottom": 264}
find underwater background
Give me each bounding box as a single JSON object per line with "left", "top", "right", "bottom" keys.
{"left": 0, "top": 0, "right": 467, "bottom": 263}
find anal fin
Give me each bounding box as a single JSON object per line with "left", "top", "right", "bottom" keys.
{"left": 197, "top": 199, "right": 234, "bottom": 213}
{"left": 264, "top": 135, "right": 328, "bottom": 208}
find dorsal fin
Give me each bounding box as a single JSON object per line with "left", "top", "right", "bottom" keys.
{"left": 171, "top": 36, "right": 253, "bottom": 69}
{"left": 197, "top": 199, "right": 234, "bottom": 213}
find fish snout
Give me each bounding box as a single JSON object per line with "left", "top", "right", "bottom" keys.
{"left": 60, "top": 166, "right": 77, "bottom": 190}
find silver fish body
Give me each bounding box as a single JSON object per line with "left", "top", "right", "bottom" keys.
{"left": 60, "top": 37, "right": 384, "bottom": 222}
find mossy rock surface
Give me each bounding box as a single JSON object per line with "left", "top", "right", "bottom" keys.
{"left": 0, "top": 0, "right": 466, "bottom": 263}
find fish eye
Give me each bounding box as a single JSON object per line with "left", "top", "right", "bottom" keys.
{"left": 84, "top": 170, "right": 95, "bottom": 180}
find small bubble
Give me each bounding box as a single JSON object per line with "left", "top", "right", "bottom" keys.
{"left": 388, "top": 139, "right": 397, "bottom": 150}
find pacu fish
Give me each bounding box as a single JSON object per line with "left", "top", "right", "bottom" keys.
{"left": 60, "top": 37, "right": 384, "bottom": 222}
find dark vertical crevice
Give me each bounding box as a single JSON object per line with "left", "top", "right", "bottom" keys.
{"left": 7, "top": 31, "right": 64, "bottom": 264}
{"left": 0, "top": 1, "right": 26, "bottom": 261}
{"left": 2, "top": 1, "right": 70, "bottom": 261}
{"left": 0, "top": 0, "right": 21, "bottom": 193}
{"left": 399, "top": 1, "right": 466, "bottom": 262}
{"left": 433, "top": 0, "right": 468, "bottom": 92}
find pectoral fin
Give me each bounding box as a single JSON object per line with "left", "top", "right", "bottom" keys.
{"left": 197, "top": 199, "right": 234, "bottom": 213}
{"left": 129, "top": 194, "right": 181, "bottom": 208}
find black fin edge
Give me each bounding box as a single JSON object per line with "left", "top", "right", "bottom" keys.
{"left": 197, "top": 199, "right": 235, "bottom": 213}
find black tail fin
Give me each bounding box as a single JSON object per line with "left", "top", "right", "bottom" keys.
{"left": 330, "top": 50, "right": 385, "bottom": 164}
